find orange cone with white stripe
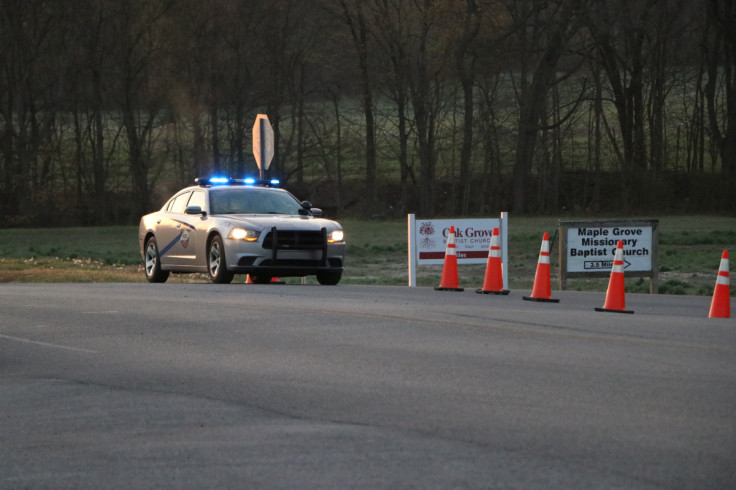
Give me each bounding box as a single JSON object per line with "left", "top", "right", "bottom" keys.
{"left": 523, "top": 232, "right": 559, "bottom": 302}
{"left": 709, "top": 250, "right": 730, "bottom": 318}
{"left": 476, "top": 227, "right": 509, "bottom": 295}
{"left": 595, "top": 240, "right": 634, "bottom": 314}
{"left": 435, "top": 226, "right": 464, "bottom": 292}
{"left": 246, "top": 275, "right": 282, "bottom": 284}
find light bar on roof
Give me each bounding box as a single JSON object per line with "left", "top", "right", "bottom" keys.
{"left": 194, "top": 177, "right": 280, "bottom": 187}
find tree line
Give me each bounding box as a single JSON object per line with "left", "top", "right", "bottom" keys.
{"left": 1, "top": 0, "right": 734, "bottom": 226}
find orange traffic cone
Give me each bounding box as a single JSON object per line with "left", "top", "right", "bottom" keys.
{"left": 476, "top": 227, "right": 509, "bottom": 295}
{"left": 595, "top": 240, "right": 634, "bottom": 314}
{"left": 435, "top": 226, "right": 464, "bottom": 292}
{"left": 523, "top": 232, "right": 559, "bottom": 302}
{"left": 246, "top": 274, "right": 282, "bottom": 284}
{"left": 709, "top": 250, "right": 730, "bottom": 318}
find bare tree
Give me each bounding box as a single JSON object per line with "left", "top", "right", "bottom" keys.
{"left": 0, "top": 0, "right": 733, "bottom": 226}
{"left": 705, "top": 0, "right": 736, "bottom": 180}
{"left": 110, "top": 0, "right": 175, "bottom": 218}
{"left": 405, "top": 0, "right": 456, "bottom": 216}
{"left": 0, "top": 0, "right": 68, "bottom": 223}
{"left": 507, "top": 0, "right": 587, "bottom": 213}
{"left": 455, "top": 0, "right": 482, "bottom": 215}
{"left": 66, "top": 0, "right": 122, "bottom": 223}
{"left": 167, "top": 0, "right": 222, "bottom": 181}
{"left": 338, "top": 0, "right": 378, "bottom": 210}
{"left": 365, "top": 0, "right": 414, "bottom": 213}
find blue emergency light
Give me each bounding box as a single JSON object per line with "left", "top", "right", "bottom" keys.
{"left": 194, "top": 176, "right": 280, "bottom": 187}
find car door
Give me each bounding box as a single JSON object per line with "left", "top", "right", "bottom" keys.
{"left": 180, "top": 189, "right": 206, "bottom": 268}
{"left": 156, "top": 191, "right": 192, "bottom": 267}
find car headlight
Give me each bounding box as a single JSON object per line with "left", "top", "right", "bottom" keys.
{"left": 327, "top": 229, "right": 344, "bottom": 243}
{"left": 228, "top": 228, "right": 260, "bottom": 241}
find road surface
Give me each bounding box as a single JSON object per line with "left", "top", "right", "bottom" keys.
{"left": 1, "top": 283, "right": 734, "bottom": 488}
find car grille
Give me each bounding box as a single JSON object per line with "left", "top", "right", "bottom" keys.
{"left": 262, "top": 229, "right": 325, "bottom": 250}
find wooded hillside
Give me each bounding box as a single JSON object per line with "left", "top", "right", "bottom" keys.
{"left": 1, "top": 0, "right": 734, "bottom": 225}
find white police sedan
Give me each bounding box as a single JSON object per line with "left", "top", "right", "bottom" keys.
{"left": 139, "top": 177, "right": 345, "bottom": 285}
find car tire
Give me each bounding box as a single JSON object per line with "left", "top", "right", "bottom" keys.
{"left": 208, "top": 235, "right": 235, "bottom": 284}
{"left": 316, "top": 270, "right": 342, "bottom": 286}
{"left": 144, "top": 236, "right": 170, "bottom": 283}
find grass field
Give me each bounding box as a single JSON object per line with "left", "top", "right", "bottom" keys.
{"left": 0, "top": 216, "right": 734, "bottom": 296}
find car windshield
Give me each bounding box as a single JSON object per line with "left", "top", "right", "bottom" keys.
{"left": 209, "top": 187, "right": 303, "bottom": 215}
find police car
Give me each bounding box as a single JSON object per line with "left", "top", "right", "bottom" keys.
{"left": 139, "top": 177, "right": 345, "bottom": 285}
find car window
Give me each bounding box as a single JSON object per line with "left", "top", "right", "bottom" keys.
{"left": 170, "top": 192, "right": 192, "bottom": 214}
{"left": 209, "top": 188, "right": 302, "bottom": 215}
{"left": 188, "top": 190, "right": 205, "bottom": 210}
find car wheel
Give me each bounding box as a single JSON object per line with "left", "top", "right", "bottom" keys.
{"left": 316, "top": 270, "right": 342, "bottom": 286}
{"left": 208, "top": 235, "right": 235, "bottom": 284}
{"left": 144, "top": 237, "right": 170, "bottom": 283}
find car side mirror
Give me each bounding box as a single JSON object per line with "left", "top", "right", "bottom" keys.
{"left": 300, "top": 201, "right": 322, "bottom": 217}
{"left": 185, "top": 205, "right": 205, "bottom": 216}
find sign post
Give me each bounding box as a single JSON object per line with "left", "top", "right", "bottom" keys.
{"left": 559, "top": 219, "right": 659, "bottom": 293}
{"left": 252, "top": 114, "right": 274, "bottom": 179}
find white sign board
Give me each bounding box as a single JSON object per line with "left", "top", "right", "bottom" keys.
{"left": 408, "top": 214, "right": 508, "bottom": 287}
{"left": 559, "top": 219, "right": 659, "bottom": 293}
{"left": 566, "top": 225, "right": 653, "bottom": 272}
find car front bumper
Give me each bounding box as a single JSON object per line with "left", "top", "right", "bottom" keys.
{"left": 224, "top": 227, "right": 345, "bottom": 277}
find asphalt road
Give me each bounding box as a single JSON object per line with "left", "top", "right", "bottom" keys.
{"left": 1, "top": 283, "right": 734, "bottom": 489}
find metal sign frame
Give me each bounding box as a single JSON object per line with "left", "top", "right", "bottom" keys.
{"left": 408, "top": 213, "right": 509, "bottom": 288}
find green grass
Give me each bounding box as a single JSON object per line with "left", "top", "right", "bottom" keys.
{"left": 0, "top": 226, "right": 141, "bottom": 265}
{"left": 1, "top": 216, "right": 734, "bottom": 295}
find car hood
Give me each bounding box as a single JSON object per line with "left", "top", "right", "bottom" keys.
{"left": 220, "top": 214, "right": 340, "bottom": 231}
